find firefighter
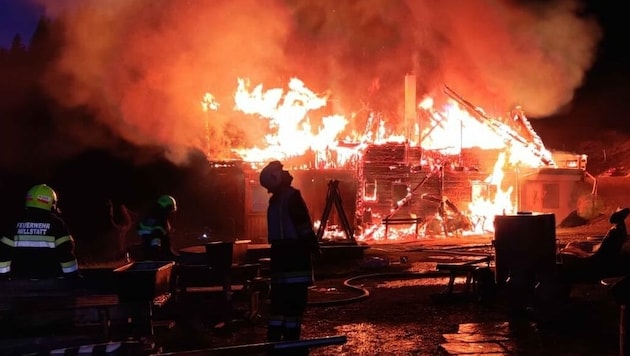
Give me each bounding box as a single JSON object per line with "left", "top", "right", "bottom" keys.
{"left": 560, "top": 207, "right": 630, "bottom": 283}
{"left": 0, "top": 184, "right": 80, "bottom": 280}
{"left": 259, "top": 160, "right": 320, "bottom": 352}
{"left": 137, "top": 194, "right": 179, "bottom": 261}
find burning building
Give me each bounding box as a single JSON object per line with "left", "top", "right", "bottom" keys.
{"left": 200, "top": 75, "right": 591, "bottom": 245}
{"left": 25, "top": 1, "right": 603, "bottom": 247}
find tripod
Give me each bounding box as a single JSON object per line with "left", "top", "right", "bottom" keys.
{"left": 316, "top": 180, "right": 355, "bottom": 243}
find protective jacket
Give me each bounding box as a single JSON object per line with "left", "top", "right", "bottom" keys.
{"left": 267, "top": 186, "right": 318, "bottom": 285}
{"left": 0, "top": 208, "right": 79, "bottom": 279}
{"left": 137, "top": 213, "right": 176, "bottom": 261}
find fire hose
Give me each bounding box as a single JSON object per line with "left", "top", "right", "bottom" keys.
{"left": 307, "top": 270, "right": 454, "bottom": 307}
{"left": 306, "top": 244, "right": 494, "bottom": 307}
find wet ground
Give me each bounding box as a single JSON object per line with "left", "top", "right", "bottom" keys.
{"left": 151, "top": 222, "right": 623, "bottom": 356}
{"left": 2, "top": 216, "right": 614, "bottom": 355}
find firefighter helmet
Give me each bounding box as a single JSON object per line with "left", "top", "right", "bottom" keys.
{"left": 25, "top": 184, "right": 58, "bottom": 211}
{"left": 157, "top": 195, "right": 177, "bottom": 213}
{"left": 610, "top": 207, "right": 630, "bottom": 224}
{"left": 259, "top": 160, "right": 285, "bottom": 192}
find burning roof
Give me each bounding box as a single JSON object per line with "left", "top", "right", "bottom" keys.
{"left": 210, "top": 76, "right": 557, "bottom": 172}
{"left": 200, "top": 76, "right": 587, "bottom": 242}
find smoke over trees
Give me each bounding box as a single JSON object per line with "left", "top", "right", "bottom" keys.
{"left": 14, "top": 0, "right": 602, "bottom": 166}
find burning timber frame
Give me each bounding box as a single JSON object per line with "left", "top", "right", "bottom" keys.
{"left": 225, "top": 143, "right": 587, "bottom": 245}
{"left": 201, "top": 84, "right": 590, "bottom": 244}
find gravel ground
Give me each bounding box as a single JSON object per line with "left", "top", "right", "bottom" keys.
{"left": 153, "top": 177, "right": 630, "bottom": 355}
{"left": 153, "top": 221, "right": 623, "bottom": 355}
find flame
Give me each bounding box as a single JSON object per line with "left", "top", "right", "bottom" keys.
{"left": 420, "top": 98, "right": 505, "bottom": 153}
{"left": 201, "top": 77, "right": 558, "bottom": 241}
{"left": 468, "top": 151, "right": 515, "bottom": 234}
{"left": 231, "top": 77, "right": 351, "bottom": 164}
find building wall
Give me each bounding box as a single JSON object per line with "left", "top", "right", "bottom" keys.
{"left": 520, "top": 168, "right": 589, "bottom": 223}
{"left": 236, "top": 148, "right": 588, "bottom": 242}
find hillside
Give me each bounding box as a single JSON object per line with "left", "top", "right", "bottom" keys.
{"left": 536, "top": 119, "right": 630, "bottom": 177}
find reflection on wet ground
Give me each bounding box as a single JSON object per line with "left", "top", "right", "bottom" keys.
{"left": 306, "top": 276, "right": 621, "bottom": 355}
{"left": 304, "top": 245, "right": 621, "bottom": 356}
{"left": 151, "top": 239, "right": 624, "bottom": 355}
{"left": 440, "top": 319, "right": 618, "bottom": 355}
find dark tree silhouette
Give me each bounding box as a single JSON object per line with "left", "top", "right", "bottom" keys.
{"left": 10, "top": 34, "right": 26, "bottom": 53}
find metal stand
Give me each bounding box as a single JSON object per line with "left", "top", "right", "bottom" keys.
{"left": 316, "top": 180, "right": 355, "bottom": 243}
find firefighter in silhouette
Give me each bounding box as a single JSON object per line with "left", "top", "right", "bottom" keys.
{"left": 260, "top": 160, "right": 319, "bottom": 352}
{"left": 0, "top": 184, "right": 80, "bottom": 280}
{"left": 137, "top": 194, "right": 179, "bottom": 261}
{"left": 560, "top": 207, "right": 630, "bottom": 282}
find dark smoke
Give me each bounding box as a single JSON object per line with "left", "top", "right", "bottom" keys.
{"left": 36, "top": 0, "right": 602, "bottom": 163}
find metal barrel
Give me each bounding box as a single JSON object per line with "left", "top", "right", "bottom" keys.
{"left": 493, "top": 212, "right": 556, "bottom": 287}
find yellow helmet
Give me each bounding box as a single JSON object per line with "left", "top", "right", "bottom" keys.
{"left": 157, "top": 195, "right": 177, "bottom": 213}
{"left": 25, "top": 184, "right": 58, "bottom": 211}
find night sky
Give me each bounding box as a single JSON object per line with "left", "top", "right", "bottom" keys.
{"left": 0, "top": 0, "right": 44, "bottom": 49}
{"left": 531, "top": 1, "right": 630, "bottom": 148}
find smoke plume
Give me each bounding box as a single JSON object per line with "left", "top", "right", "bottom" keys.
{"left": 37, "top": 0, "right": 602, "bottom": 163}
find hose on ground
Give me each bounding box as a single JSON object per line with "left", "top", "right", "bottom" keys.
{"left": 308, "top": 270, "right": 452, "bottom": 307}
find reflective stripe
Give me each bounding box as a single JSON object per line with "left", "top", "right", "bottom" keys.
{"left": 149, "top": 238, "right": 162, "bottom": 247}
{"left": 284, "top": 320, "right": 301, "bottom": 328}
{"left": 13, "top": 234, "right": 57, "bottom": 248}
{"left": 0, "top": 236, "right": 14, "bottom": 247}
{"left": 14, "top": 240, "right": 55, "bottom": 248}
{"left": 49, "top": 341, "right": 125, "bottom": 355}
{"left": 268, "top": 315, "right": 284, "bottom": 326}
{"left": 55, "top": 235, "right": 72, "bottom": 246}
{"left": 271, "top": 269, "right": 313, "bottom": 284}
{"left": 61, "top": 260, "right": 79, "bottom": 273}
{"left": 0, "top": 261, "right": 10, "bottom": 273}
{"left": 15, "top": 234, "right": 55, "bottom": 243}
{"left": 138, "top": 223, "right": 167, "bottom": 236}
{"left": 275, "top": 275, "right": 313, "bottom": 284}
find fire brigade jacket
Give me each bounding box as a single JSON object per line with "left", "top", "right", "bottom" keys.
{"left": 0, "top": 208, "right": 79, "bottom": 279}
{"left": 137, "top": 214, "right": 174, "bottom": 261}
{"left": 267, "top": 186, "right": 318, "bottom": 285}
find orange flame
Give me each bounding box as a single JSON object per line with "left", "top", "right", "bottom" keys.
{"left": 202, "top": 78, "right": 557, "bottom": 240}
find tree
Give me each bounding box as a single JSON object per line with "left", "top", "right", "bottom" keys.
{"left": 10, "top": 34, "right": 26, "bottom": 54}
